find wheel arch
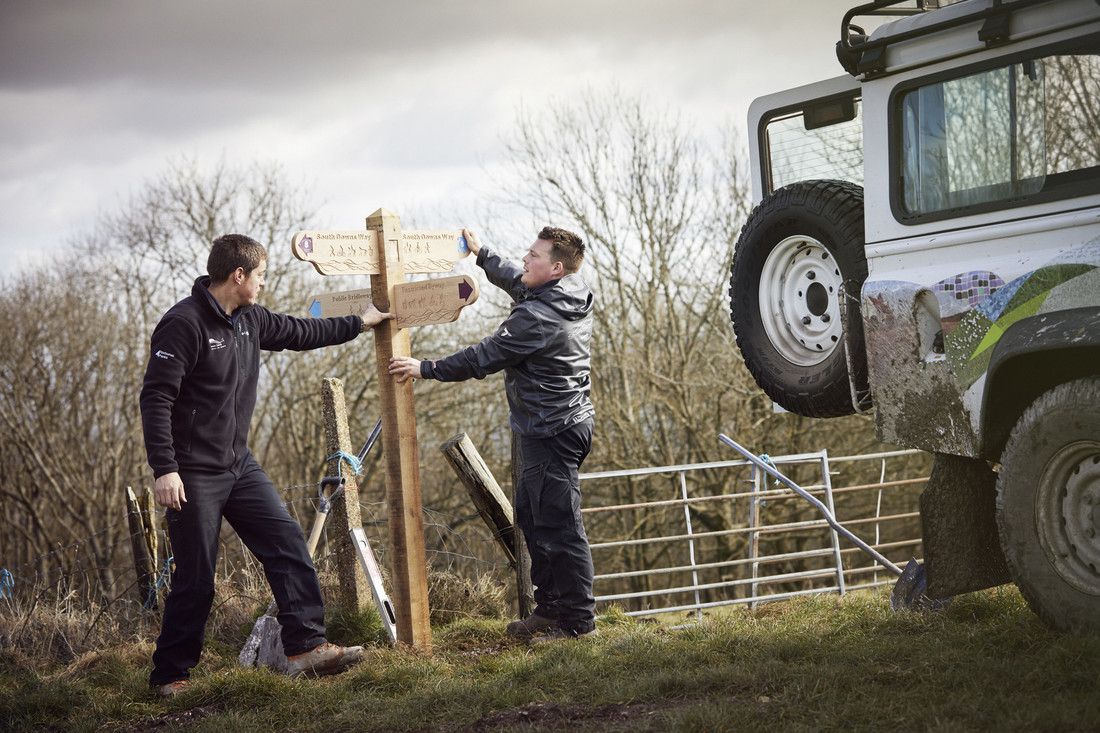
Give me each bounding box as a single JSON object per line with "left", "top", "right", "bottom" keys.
{"left": 980, "top": 306, "right": 1100, "bottom": 459}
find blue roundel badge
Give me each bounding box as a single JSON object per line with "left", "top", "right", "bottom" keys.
{"left": 457, "top": 235, "right": 468, "bottom": 254}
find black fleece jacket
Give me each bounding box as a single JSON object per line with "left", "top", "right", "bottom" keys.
{"left": 140, "top": 276, "right": 362, "bottom": 478}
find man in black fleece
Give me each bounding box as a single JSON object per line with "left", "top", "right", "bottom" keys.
{"left": 389, "top": 226, "right": 597, "bottom": 642}
{"left": 140, "top": 233, "right": 393, "bottom": 696}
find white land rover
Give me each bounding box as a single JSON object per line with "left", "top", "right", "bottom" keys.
{"left": 729, "top": 0, "right": 1100, "bottom": 631}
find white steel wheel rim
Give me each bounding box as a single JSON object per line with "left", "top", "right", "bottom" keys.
{"left": 1037, "top": 441, "right": 1100, "bottom": 595}
{"left": 758, "top": 235, "right": 845, "bottom": 367}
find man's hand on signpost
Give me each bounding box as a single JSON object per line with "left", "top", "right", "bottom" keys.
{"left": 389, "top": 356, "right": 422, "bottom": 383}
{"left": 361, "top": 302, "right": 396, "bottom": 329}
{"left": 462, "top": 228, "right": 482, "bottom": 256}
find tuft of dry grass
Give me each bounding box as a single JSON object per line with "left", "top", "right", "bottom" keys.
{"left": 0, "top": 586, "right": 152, "bottom": 669}
{"left": 0, "top": 567, "right": 510, "bottom": 672}
{"left": 427, "top": 569, "right": 508, "bottom": 626}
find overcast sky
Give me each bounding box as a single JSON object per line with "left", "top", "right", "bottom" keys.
{"left": 0, "top": 0, "right": 872, "bottom": 279}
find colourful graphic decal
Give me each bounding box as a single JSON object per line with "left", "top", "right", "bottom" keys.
{"left": 933, "top": 270, "right": 1005, "bottom": 339}
{"left": 933, "top": 271, "right": 1005, "bottom": 309}
{"left": 943, "top": 255, "right": 1098, "bottom": 390}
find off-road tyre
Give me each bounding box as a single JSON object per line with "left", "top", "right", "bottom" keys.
{"left": 996, "top": 378, "right": 1100, "bottom": 633}
{"left": 729, "top": 179, "right": 868, "bottom": 417}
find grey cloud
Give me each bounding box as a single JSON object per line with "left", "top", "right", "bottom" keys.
{"left": 0, "top": 0, "right": 866, "bottom": 277}
{"left": 1, "top": 0, "right": 815, "bottom": 91}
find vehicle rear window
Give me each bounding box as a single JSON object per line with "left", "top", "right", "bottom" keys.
{"left": 763, "top": 97, "right": 864, "bottom": 193}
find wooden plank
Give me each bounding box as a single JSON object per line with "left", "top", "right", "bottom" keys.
{"left": 293, "top": 230, "right": 380, "bottom": 275}
{"left": 439, "top": 433, "right": 516, "bottom": 564}
{"left": 368, "top": 208, "right": 432, "bottom": 652}
{"left": 306, "top": 288, "right": 373, "bottom": 318}
{"left": 395, "top": 230, "right": 471, "bottom": 273}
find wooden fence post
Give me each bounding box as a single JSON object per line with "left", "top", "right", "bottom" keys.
{"left": 321, "top": 377, "right": 372, "bottom": 611}
{"left": 126, "top": 486, "right": 156, "bottom": 609}
{"left": 144, "top": 486, "right": 159, "bottom": 566}
{"left": 511, "top": 433, "right": 535, "bottom": 618}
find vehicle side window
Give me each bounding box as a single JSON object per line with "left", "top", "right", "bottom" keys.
{"left": 898, "top": 44, "right": 1100, "bottom": 219}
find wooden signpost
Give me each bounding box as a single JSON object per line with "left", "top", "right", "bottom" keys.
{"left": 292, "top": 209, "right": 475, "bottom": 652}
{"left": 392, "top": 274, "right": 479, "bottom": 329}
{"left": 307, "top": 275, "right": 479, "bottom": 328}
{"left": 293, "top": 228, "right": 468, "bottom": 275}
{"left": 306, "top": 288, "right": 374, "bottom": 319}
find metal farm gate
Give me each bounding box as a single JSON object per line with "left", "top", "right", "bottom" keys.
{"left": 580, "top": 446, "right": 926, "bottom": 619}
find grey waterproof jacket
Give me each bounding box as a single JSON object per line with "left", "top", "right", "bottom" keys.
{"left": 421, "top": 246, "right": 595, "bottom": 438}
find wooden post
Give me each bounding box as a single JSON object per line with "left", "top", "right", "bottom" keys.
{"left": 292, "top": 212, "right": 473, "bottom": 652}
{"left": 137, "top": 486, "right": 160, "bottom": 587}
{"left": 511, "top": 433, "right": 535, "bottom": 618}
{"left": 143, "top": 486, "right": 159, "bottom": 572}
{"left": 439, "top": 434, "right": 516, "bottom": 564}
{"left": 125, "top": 486, "right": 156, "bottom": 609}
{"left": 368, "top": 208, "right": 432, "bottom": 651}
{"left": 321, "top": 378, "right": 372, "bottom": 611}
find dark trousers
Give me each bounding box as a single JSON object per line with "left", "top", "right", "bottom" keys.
{"left": 514, "top": 418, "right": 596, "bottom": 634}
{"left": 149, "top": 451, "right": 326, "bottom": 686}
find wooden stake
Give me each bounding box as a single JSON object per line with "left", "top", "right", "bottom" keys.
{"left": 439, "top": 433, "right": 516, "bottom": 564}
{"left": 125, "top": 486, "right": 156, "bottom": 609}
{"left": 367, "top": 208, "right": 432, "bottom": 651}
{"left": 511, "top": 434, "right": 535, "bottom": 618}
{"left": 142, "top": 486, "right": 158, "bottom": 576}
{"left": 320, "top": 377, "right": 372, "bottom": 611}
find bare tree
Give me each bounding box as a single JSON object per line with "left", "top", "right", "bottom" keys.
{"left": 483, "top": 87, "right": 892, "bottom": 607}
{"left": 0, "top": 158, "right": 395, "bottom": 596}
{"left": 495, "top": 89, "right": 758, "bottom": 465}
{"left": 0, "top": 262, "right": 146, "bottom": 602}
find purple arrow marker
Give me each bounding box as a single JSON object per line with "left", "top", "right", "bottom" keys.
{"left": 458, "top": 279, "right": 474, "bottom": 301}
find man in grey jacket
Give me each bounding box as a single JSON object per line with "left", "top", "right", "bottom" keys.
{"left": 389, "top": 226, "right": 597, "bottom": 641}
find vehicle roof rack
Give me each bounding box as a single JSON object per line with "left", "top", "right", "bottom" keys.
{"left": 837, "top": 0, "right": 1063, "bottom": 77}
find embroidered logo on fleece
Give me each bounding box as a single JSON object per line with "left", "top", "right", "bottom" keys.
{"left": 154, "top": 350, "right": 175, "bottom": 360}
{"left": 209, "top": 337, "right": 227, "bottom": 351}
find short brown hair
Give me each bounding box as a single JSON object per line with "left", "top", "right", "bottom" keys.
{"left": 207, "top": 234, "right": 267, "bottom": 283}
{"left": 537, "top": 226, "right": 585, "bottom": 274}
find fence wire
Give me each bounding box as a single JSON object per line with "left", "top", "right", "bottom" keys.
{"left": 1, "top": 447, "right": 927, "bottom": 622}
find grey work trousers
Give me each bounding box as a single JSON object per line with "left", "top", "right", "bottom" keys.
{"left": 514, "top": 418, "right": 596, "bottom": 634}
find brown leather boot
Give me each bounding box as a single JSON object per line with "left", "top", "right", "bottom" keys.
{"left": 505, "top": 613, "right": 557, "bottom": 637}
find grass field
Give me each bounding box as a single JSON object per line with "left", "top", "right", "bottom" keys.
{"left": 2, "top": 586, "right": 1098, "bottom": 732}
